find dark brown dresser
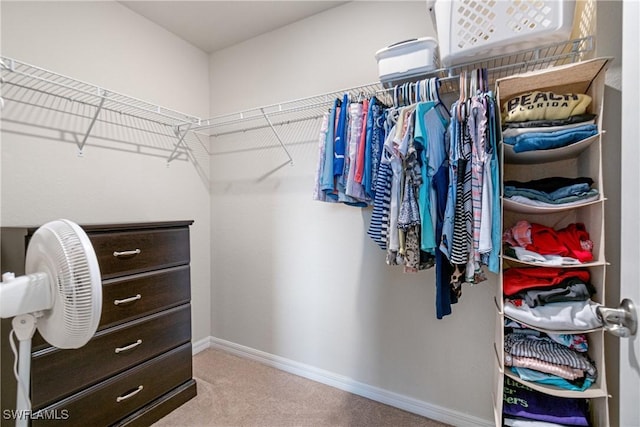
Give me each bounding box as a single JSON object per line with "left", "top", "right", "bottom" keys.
{"left": 1, "top": 221, "right": 197, "bottom": 426}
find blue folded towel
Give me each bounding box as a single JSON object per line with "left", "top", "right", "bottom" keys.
{"left": 504, "top": 124, "right": 598, "bottom": 153}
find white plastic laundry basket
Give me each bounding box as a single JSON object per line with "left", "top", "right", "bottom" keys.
{"left": 433, "top": 0, "right": 576, "bottom": 67}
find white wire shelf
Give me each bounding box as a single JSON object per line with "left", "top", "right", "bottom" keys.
{"left": 0, "top": 36, "right": 594, "bottom": 179}
{"left": 0, "top": 57, "right": 202, "bottom": 126}
{"left": 0, "top": 56, "right": 207, "bottom": 167}
{"left": 194, "top": 36, "right": 594, "bottom": 138}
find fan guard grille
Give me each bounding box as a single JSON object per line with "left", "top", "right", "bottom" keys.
{"left": 25, "top": 220, "right": 102, "bottom": 349}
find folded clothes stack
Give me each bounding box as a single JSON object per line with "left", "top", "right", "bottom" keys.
{"left": 504, "top": 324, "right": 597, "bottom": 391}
{"left": 502, "top": 266, "right": 603, "bottom": 393}
{"left": 503, "top": 220, "right": 594, "bottom": 265}
{"left": 503, "top": 299, "right": 603, "bottom": 332}
{"left": 504, "top": 176, "right": 599, "bottom": 208}
{"left": 502, "top": 91, "right": 597, "bottom": 153}
{"left": 503, "top": 266, "right": 603, "bottom": 333}
{"left": 503, "top": 267, "right": 595, "bottom": 308}
{"left": 503, "top": 375, "right": 591, "bottom": 426}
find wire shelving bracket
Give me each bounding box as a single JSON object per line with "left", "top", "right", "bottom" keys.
{"left": 76, "top": 88, "right": 107, "bottom": 156}
{"left": 167, "top": 122, "right": 194, "bottom": 165}
{"left": 260, "top": 107, "right": 294, "bottom": 166}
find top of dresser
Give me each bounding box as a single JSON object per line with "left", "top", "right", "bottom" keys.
{"left": 2, "top": 220, "right": 194, "bottom": 235}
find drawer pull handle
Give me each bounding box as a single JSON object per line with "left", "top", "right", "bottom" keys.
{"left": 115, "top": 339, "right": 142, "bottom": 354}
{"left": 113, "top": 249, "right": 141, "bottom": 257}
{"left": 116, "top": 385, "right": 143, "bottom": 402}
{"left": 114, "top": 294, "right": 142, "bottom": 305}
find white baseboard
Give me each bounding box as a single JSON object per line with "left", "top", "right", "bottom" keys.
{"left": 195, "top": 336, "right": 492, "bottom": 427}
{"left": 191, "top": 336, "right": 211, "bottom": 355}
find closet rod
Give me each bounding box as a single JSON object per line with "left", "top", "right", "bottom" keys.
{"left": 192, "top": 81, "right": 385, "bottom": 133}
{"left": 210, "top": 115, "right": 325, "bottom": 138}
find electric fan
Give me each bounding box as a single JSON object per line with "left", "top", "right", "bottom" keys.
{"left": 0, "top": 219, "right": 102, "bottom": 427}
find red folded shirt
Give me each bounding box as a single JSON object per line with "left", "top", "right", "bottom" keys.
{"left": 504, "top": 221, "right": 594, "bottom": 263}
{"left": 503, "top": 267, "right": 591, "bottom": 297}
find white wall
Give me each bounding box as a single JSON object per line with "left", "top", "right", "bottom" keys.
{"left": 0, "top": 1, "right": 212, "bottom": 342}
{"left": 209, "top": 1, "right": 496, "bottom": 423}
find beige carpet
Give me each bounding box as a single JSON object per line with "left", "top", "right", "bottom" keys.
{"left": 152, "top": 348, "right": 450, "bottom": 427}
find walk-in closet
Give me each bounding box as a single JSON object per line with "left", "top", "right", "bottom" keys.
{"left": 1, "top": 1, "right": 638, "bottom": 426}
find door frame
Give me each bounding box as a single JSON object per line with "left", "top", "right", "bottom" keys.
{"left": 619, "top": 1, "right": 640, "bottom": 425}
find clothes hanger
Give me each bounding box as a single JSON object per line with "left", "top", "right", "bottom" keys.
{"left": 457, "top": 71, "right": 467, "bottom": 122}
{"left": 476, "top": 68, "right": 488, "bottom": 110}
{"left": 404, "top": 82, "right": 411, "bottom": 106}
{"left": 430, "top": 77, "right": 450, "bottom": 119}
{"left": 393, "top": 85, "right": 399, "bottom": 109}
{"left": 410, "top": 82, "right": 414, "bottom": 105}
{"left": 435, "top": 80, "right": 441, "bottom": 105}
{"left": 421, "top": 78, "right": 428, "bottom": 103}
{"left": 429, "top": 79, "right": 435, "bottom": 103}
{"left": 470, "top": 70, "right": 477, "bottom": 97}
{"left": 402, "top": 83, "right": 408, "bottom": 107}
{"left": 466, "top": 71, "right": 474, "bottom": 117}
{"left": 409, "top": 82, "right": 416, "bottom": 105}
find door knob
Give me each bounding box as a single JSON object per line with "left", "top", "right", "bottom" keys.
{"left": 597, "top": 299, "right": 638, "bottom": 338}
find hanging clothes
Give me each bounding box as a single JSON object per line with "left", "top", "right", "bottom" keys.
{"left": 486, "top": 93, "right": 502, "bottom": 274}
{"left": 433, "top": 152, "right": 454, "bottom": 318}
{"left": 449, "top": 103, "right": 474, "bottom": 294}
{"left": 313, "top": 72, "right": 501, "bottom": 319}
{"left": 316, "top": 93, "right": 383, "bottom": 207}
{"left": 354, "top": 98, "right": 369, "bottom": 185}
{"left": 319, "top": 98, "right": 338, "bottom": 198}
{"left": 333, "top": 94, "right": 348, "bottom": 178}
{"left": 344, "top": 100, "right": 368, "bottom": 205}
{"left": 398, "top": 125, "right": 422, "bottom": 273}
{"left": 367, "top": 112, "right": 394, "bottom": 250}
{"left": 365, "top": 98, "right": 386, "bottom": 199}
{"left": 313, "top": 111, "right": 331, "bottom": 202}
{"left": 384, "top": 111, "right": 404, "bottom": 265}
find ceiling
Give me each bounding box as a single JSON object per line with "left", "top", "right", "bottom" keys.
{"left": 119, "top": 1, "right": 348, "bottom": 53}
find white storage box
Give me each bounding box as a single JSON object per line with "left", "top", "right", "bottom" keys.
{"left": 433, "top": 0, "right": 576, "bottom": 67}
{"left": 375, "top": 37, "right": 438, "bottom": 86}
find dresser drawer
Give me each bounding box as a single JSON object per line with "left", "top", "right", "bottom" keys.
{"left": 32, "top": 267, "right": 192, "bottom": 350}
{"left": 88, "top": 227, "right": 190, "bottom": 280}
{"left": 31, "top": 305, "right": 192, "bottom": 409}
{"left": 99, "top": 265, "right": 191, "bottom": 330}
{"left": 31, "top": 343, "right": 193, "bottom": 427}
